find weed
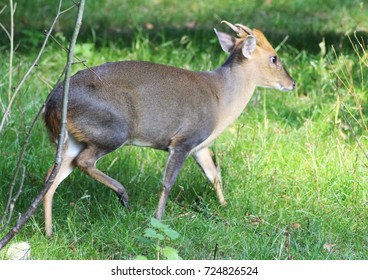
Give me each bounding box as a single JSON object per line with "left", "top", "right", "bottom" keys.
{"left": 136, "top": 218, "right": 181, "bottom": 260}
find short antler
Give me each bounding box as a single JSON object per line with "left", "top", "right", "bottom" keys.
{"left": 221, "top": 20, "right": 253, "bottom": 37}
{"left": 235, "top": 24, "right": 253, "bottom": 36}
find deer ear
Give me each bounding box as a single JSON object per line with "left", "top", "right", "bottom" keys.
{"left": 242, "top": 35, "right": 256, "bottom": 58}
{"left": 214, "top": 28, "right": 236, "bottom": 53}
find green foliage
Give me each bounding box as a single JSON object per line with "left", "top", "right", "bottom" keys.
{"left": 1, "top": 0, "right": 368, "bottom": 53}
{"left": 136, "top": 218, "right": 182, "bottom": 260}
{"left": 1, "top": 0, "right": 368, "bottom": 260}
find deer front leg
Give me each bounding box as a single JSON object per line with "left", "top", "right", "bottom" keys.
{"left": 156, "top": 148, "right": 189, "bottom": 219}
{"left": 192, "top": 147, "right": 227, "bottom": 206}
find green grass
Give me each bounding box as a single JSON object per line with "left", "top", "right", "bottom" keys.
{"left": 1, "top": 0, "right": 368, "bottom": 260}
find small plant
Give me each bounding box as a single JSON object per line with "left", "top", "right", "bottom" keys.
{"left": 136, "top": 217, "right": 182, "bottom": 260}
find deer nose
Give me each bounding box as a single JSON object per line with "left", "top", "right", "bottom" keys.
{"left": 292, "top": 80, "right": 296, "bottom": 89}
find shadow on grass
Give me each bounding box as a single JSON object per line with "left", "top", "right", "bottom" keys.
{"left": 1, "top": 0, "right": 367, "bottom": 55}
{"left": 6, "top": 23, "right": 367, "bottom": 56}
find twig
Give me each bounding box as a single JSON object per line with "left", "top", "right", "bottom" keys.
{"left": 0, "top": 166, "right": 25, "bottom": 233}
{"left": 0, "top": 5, "right": 7, "bottom": 15}
{"left": 60, "top": 2, "right": 78, "bottom": 15}
{"left": 213, "top": 243, "right": 219, "bottom": 260}
{"left": 55, "top": 0, "right": 84, "bottom": 163}
{"left": 0, "top": 0, "right": 61, "bottom": 132}
{"left": 0, "top": 0, "right": 85, "bottom": 250}
{"left": 0, "top": 0, "right": 64, "bottom": 235}
{"left": 284, "top": 230, "right": 292, "bottom": 260}
{"left": 48, "top": 33, "right": 104, "bottom": 83}
{"left": 0, "top": 66, "right": 67, "bottom": 235}
{"left": 8, "top": 0, "right": 14, "bottom": 103}
{"left": 0, "top": 1, "right": 14, "bottom": 113}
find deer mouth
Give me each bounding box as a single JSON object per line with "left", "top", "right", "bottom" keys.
{"left": 277, "top": 81, "right": 295, "bottom": 91}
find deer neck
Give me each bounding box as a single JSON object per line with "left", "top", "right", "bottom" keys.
{"left": 213, "top": 61, "right": 256, "bottom": 126}
{"left": 216, "top": 62, "right": 256, "bottom": 115}
{"left": 196, "top": 62, "right": 256, "bottom": 150}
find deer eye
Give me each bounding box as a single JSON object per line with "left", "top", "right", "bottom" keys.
{"left": 270, "top": 56, "right": 278, "bottom": 65}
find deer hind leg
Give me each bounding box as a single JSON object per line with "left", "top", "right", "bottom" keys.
{"left": 44, "top": 135, "right": 83, "bottom": 238}
{"left": 74, "top": 145, "right": 129, "bottom": 207}
{"left": 192, "top": 147, "right": 227, "bottom": 206}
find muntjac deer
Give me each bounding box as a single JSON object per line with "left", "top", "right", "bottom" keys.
{"left": 43, "top": 21, "right": 295, "bottom": 237}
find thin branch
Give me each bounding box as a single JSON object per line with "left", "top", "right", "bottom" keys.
{"left": 0, "top": 166, "right": 25, "bottom": 233}
{"left": 48, "top": 33, "right": 104, "bottom": 83}
{"left": 0, "top": 5, "right": 7, "bottom": 15}
{"left": 56, "top": 0, "right": 85, "bottom": 163}
{"left": 0, "top": 0, "right": 62, "bottom": 132}
{"left": 0, "top": 0, "right": 64, "bottom": 234}
{"left": 213, "top": 243, "right": 219, "bottom": 260}
{"left": 0, "top": 22, "right": 11, "bottom": 40}
{"left": 0, "top": 65, "right": 67, "bottom": 236}
{"left": 0, "top": 0, "right": 85, "bottom": 250}
{"left": 60, "top": 2, "right": 78, "bottom": 14}
{"left": 0, "top": 20, "right": 10, "bottom": 112}
{"left": 7, "top": 0, "right": 14, "bottom": 102}
{"left": 0, "top": 1, "right": 14, "bottom": 113}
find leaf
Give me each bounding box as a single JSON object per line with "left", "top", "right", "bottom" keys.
{"left": 144, "top": 228, "right": 164, "bottom": 241}
{"left": 150, "top": 217, "right": 165, "bottom": 229}
{"left": 144, "top": 228, "right": 157, "bottom": 237}
{"left": 136, "top": 236, "right": 154, "bottom": 245}
{"left": 290, "top": 223, "right": 301, "bottom": 229}
{"left": 5, "top": 242, "right": 31, "bottom": 260}
{"left": 163, "top": 246, "right": 182, "bottom": 260}
{"left": 162, "top": 227, "right": 180, "bottom": 240}
{"left": 150, "top": 218, "right": 180, "bottom": 239}
{"left": 135, "top": 255, "right": 148, "bottom": 260}
{"left": 323, "top": 243, "right": 336, "bottom": 253}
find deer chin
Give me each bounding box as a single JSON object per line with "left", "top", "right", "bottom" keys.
{"left": 258, "top": 83, "right": 288, "bottom": 91}
{"left": 258, "top": 82, "right": 291, "bottom": 91}
{"left": 275, "top": 82, "right": 294, "bottom": 91}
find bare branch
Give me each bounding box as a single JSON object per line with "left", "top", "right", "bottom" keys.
{"left": 8, "top": 0, "right": 14, "bottom": 103}
{"left": 60, "top": 2, "right": 78, "bottom": 14}
{"left": 56, "top": 0, "right": 85, "bottom": 163}
{"left": 0, "top": 166, "right": 25, "bottom": 233}
{"left": 0, "top": 0, "right": 86, "bottom": 250}
{"left": 0, "top": 65, "right": 67, "bottom": 236}
{"left": 49, "top": 34, "right": 104, "bottom": 83}
{"left": 0, "top": 0, "right": 62, "bottom": 132}
{"left": 0, "top": 0, "right": 64, "bottom": 235}
{"left": 0, "top": 23, "right": 11, "bottom": 40}
{"left": 0, "top": 5, "right": 7, "bottom": 15}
